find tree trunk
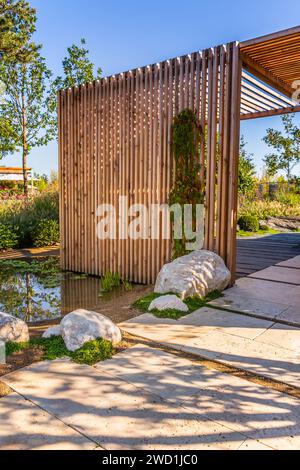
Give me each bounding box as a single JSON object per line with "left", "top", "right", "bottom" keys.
{"left": 21, "top": 65, "right": 28, "bottom": 197}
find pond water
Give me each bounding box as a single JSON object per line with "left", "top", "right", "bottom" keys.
{"left": 0, "top": 257, "right": 144, "bottom": 324}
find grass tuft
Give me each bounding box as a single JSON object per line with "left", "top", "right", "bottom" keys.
{"left": 5, "top": 336, "right": 113, "bottom": 365}
{"left": 133, "top": 290, "right": 222, "bottom": 320}
{"left": 101, "top": 271, "right": 132, "bottom": 293}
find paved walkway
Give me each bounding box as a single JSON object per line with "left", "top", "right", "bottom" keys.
{"left": 2, "top": 349, "right": 300, "bottom": 450}
{"left": 0, "top": 254, "right": 300, "bottom": 450}
{"left": 120, "top": 255, "right": 300, "bottom": 389}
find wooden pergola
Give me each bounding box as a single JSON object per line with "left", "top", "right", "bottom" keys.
{"left": 240, "top": 26, "right": 300, "bottom": 120}
{"left": 58, "top": 26, "right": 300, "bottom": 284}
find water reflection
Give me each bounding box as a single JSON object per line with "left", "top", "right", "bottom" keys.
{"left": 0, "top": 257, "right": 133, "bottom": 323}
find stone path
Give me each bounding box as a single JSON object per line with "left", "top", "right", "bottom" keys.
{"left": 3, "top": 348, "right": 300, "bottom": 450}
{"left": 120, "top": 255, "right": 300, "bottom": 388}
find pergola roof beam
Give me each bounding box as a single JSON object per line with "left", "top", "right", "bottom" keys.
{"left": 241, "top": 52, "right": 293, "bottom": 98}
{"left": 240, "top": 103, "right": 300, "bottom": 121}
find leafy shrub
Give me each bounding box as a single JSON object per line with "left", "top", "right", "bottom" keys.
{"left": 0, "top": 223, "right": 18, "bottom": 250}
{"left": 238, "top": 198, "right": 300, "bottom": 220}
{"left": 0, "top": 189, "right": 59, "bottom": 248}
{"left": 238, "top": 215, "right": 259, "bottom": 232}
{"left": 72, "top": 339, "right": 113, "bottom": 365}
{"left": 33, "top": 219, "right": 60, "bottom": 247}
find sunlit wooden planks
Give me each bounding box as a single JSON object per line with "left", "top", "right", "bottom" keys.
{"left": 59, "top": 44, "right": 243, "bottom": 285}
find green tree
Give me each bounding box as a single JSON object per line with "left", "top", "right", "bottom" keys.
{"left": 53, "top": 38, "right": 102, "bottom": 90}
{"left": 263, "top": 114, "right": 300, "bottom": 182}
{"left": 0, "top": 51, "right": 56, "bottom": 195}
{"left": 238, "top": 136, "right": 256, "bottom": 196}
{"left": 0, "top": 0, "right": 37, "bottom": 62}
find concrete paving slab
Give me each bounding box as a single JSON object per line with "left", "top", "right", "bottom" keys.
{"left": 95, "top": 345, "right": 234, "bottom": 400}
{"left": 180, "top": 307, "right": 273, "bottom": 340}
{"left": 1, "top": 359, "right": 246, "bottom": 450}
{"left": 277, "top": 256, "right": 300, "bottom": 269}
{"left": 226, "top": 278, "right": 300, "bottom": 306}
{"left": 120, "top": 308, "right": 273, "bottom": 341}
{"left": 65, "top": 397, "right": 245, "bottom": 450}
{"left": 184, "top": 331, "right": 299, "bottom": 388}
{"left": 0, "top": 393, "right": 97, "bottom": 450}
{"left": 238, "top": 440, "right": 273, "bottom": 450}
{"left": 96, "top": 346, "right": 300, "bottom": 450}
{"left": 256, "top": 323, "right": 300, "bottom": 352}
{"left": 249, "top": 267, "right": 300, "bottom": 285}
{"left": 210, "top": 293, "right": 289, "bottom": 323}
{"left": 121, "top": 318, "right": 299, "bottom": 388}
{"left": 277, "top": 306, "right": 300, "bottom": 325}
{"left": 119, "top": 316, "right": 216, "bottom": 345}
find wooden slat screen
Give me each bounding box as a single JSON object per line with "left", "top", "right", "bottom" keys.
{"left": 59, "top": 42, "right": 242, "bottom": 284}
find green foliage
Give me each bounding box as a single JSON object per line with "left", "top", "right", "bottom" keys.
{"left": 237, "top": 228, "right": 280, "bottom": 237}
{"left": 101, "top": 271, "right": 132, "bottom": 293}
{"left": 0, "top": 0, "right": 37, "bottom": 62}
{"left": 133, "top": 291, "right": 222, "bottom": 320}
{"left": 238, "top": 215, "right": 259, "bottom": 232}
{"left": 0, "top": 116, "right": 18, "bottom": 159}
{"left": 263, "top": 114, "right": 300, "bottom": 181}
{"left": 0, "top": 223, "right": 18, "bottom": 249}
{"left": 0, "top": 50, "right": 56, "bottom": 194}
{"left": 5, "top": 340, "right": 27, "bottom": 356}
{"left": 52, "top": 38, "right": 102, "bottom": 90}
{"left": 238, "top": 197, "right": 300, "bottom": 220}
{"left": 5, "top": 336, "right": 113, "bottom": 365}
{"left": 0, "top": 189, "right": 59, "bottom": 248}
{"left": 170, "top": 109, "right": 204, "bottom": 259}
{"left": 32, "top": 219, "right": 59, "bottom": 248}
{"left": 71, "top": 339, "right": 113, "bottom": 365}
{"left": 0, "top": 257, "right": 62, "bottom": 289}
{"left": 238, "top": 136, "right": 256, "bottom": 196}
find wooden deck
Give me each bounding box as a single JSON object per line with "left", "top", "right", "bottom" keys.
{"left": 236, "top": 233, "right": 300, "bottom": 278}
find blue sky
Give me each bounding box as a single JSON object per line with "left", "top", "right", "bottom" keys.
{"left": 3, "top": 0, "right": 300, "bottom": 176}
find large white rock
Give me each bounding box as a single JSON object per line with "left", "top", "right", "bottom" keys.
{"left": 42, "top": 326, "right": 62, "bottom": 339}
{"left": 60, "top": 309, "right": 122, "bottom": 352}
{"left": 154, "top": 250, "right": 231, "bottom": 300}
{"left": 149, "top": 295, "right": 189, "bottom": 313}
{"left": 0, "top": 312, "right": 29, "bottom": 343}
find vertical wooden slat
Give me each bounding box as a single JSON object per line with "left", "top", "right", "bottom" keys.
{"left": 200, "top": 51, "right": 207, "bottom": 193}
{"left": 58, "top": 91, "right": 65, "bottom": 269}
{"left": 208, "top": 46, "right": 219, "bottom": 251}
{"left": 204, "top": 48, "right": 214, "bottom": 249}
{"left": 227, "top": 42, "right": 242, "bottom": 282}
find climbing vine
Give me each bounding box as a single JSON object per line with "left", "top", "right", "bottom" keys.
{"left": 170, "top": 109, "right": 204, "bottom": 259}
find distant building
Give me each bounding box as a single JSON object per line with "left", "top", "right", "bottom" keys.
{"left": 0, "top": 167, "right": 35, "bottom": 193}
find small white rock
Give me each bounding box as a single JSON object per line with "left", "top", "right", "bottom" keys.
{"left": 149, "top": 295, "right": 189, "bottom": 313}
{"left": 42, "top": 326, "right": 62, "bottom": 339}
{"left": 0, "top": 312, "right": 29, "bottom": 343}
{"left": 60, "top": 309, "right": 122, "bottom": 352}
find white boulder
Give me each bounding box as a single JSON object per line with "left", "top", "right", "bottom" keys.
{"left": 60, "top": 309, "right": 122, "bottom": 352}
{"left": 154, "top": 250, "right": 231, "bottom": 300}
{"left": 0, "top": 312, "right": 29, "bottom": 343}
{"left": 149, "top": 295, "right": 189, "bottom": 313}
{"left": 42, "top": 325, "right": 62, "bottom": 339}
